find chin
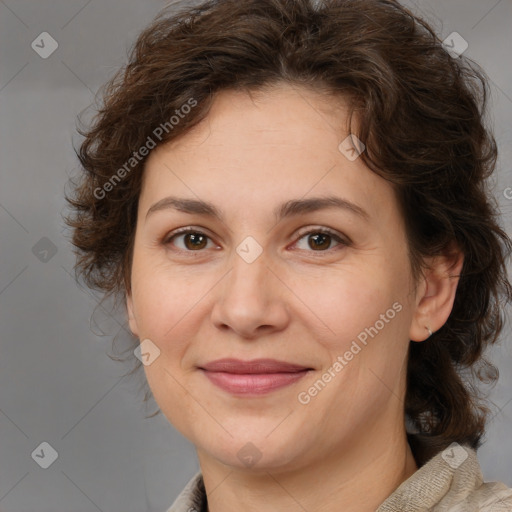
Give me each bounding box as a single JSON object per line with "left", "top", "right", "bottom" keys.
{"left": 196, "top": 426, "right": 314, "bottom": 472}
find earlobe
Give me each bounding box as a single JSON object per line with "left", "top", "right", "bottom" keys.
{"left": 126, "top": 293, "right": 139, "bottom": 337}
{"left": 409, "top": 246, "right": 464, "bottom": 342}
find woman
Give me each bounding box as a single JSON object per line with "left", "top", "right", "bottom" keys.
{"left": 66, "top": 0, "right": 512, "bottom": 510}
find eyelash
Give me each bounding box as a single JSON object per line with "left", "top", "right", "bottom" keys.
{"left": 162, "top": 226, "right": 350, "bottom": 255}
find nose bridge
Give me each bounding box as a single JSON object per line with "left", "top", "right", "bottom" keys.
{"left": 226, "top": 239, "right": 271, "bottom": 301}
{"left": 210, "top": 238, "right": 289, "bottom": 337}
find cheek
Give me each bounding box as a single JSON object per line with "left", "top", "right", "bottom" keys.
{"left": 130, "top": 256, "right": 205, "bottom": 344}
{"left": 290, "top": 262, "right": 398, "bottom": 348}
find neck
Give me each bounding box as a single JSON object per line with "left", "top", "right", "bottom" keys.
{"left": 198, "top": 430, "right": 418, "bottom": 512}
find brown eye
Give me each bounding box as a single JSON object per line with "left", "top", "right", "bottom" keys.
{"left": 164, "top": 229, "right": 215, "bottom": 251}
{"left": 294, "top": 228, "right": 348, "bottom": 252}
{"left": 182, "top": 233, "right": 208, "bottom": 250}
{"left": 308, "top": 233, "right": 332, "bottom": 251}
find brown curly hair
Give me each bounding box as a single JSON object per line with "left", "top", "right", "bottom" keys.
{"left": 65, "top": 0, "right": 512, "bottom": 460}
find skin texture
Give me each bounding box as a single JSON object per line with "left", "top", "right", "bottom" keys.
{"left": 126, "top": 83, "right": 464, "bottom": 512}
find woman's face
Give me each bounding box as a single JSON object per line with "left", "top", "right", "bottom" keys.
{"left": 127, "top": 83, "right": 422, "bottom": 472}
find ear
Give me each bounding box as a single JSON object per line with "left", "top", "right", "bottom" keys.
{"left": 126, "top": 291, "right": 140, "bottom": 338}
{"left": 409, "top": 243, "right": 464, "bottom": 342}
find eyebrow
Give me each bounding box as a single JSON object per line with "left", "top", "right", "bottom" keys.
{"left": 145, "top": 195, "right": 370, "bottom": 223}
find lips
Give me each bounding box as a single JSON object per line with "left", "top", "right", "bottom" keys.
{"left": 198, "top": 358, "right": 312, "bottom": 395}
{"left": 199, "top": 358, "right": 311, "bottom": 374}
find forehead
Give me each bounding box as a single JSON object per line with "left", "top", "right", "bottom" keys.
{"left": 173, "top": 84, "right": 352, "bottom": 150}
{"left": 139, "top": 84, "right": 398, "bottom": 227}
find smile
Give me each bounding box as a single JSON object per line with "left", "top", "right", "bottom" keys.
{"left": 198, "top": 358, "right": 312, "bottom": 396}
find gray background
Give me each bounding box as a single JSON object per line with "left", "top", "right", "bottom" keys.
{"left": 0, "top": 1, "right": 511, "bottom": 511}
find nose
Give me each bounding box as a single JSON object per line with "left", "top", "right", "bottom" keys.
{"left": 210, "top": 248, "right": 290, "bottom": 339}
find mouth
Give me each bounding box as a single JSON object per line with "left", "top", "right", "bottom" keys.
{"left": 198, "top": 358, "right": 313, "bottom": 396}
